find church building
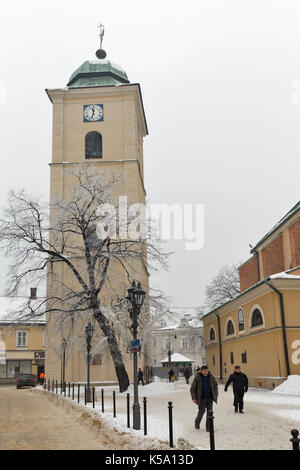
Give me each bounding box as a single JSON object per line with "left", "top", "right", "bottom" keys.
{"left": 203, "top": 201, "right": 300, "bottom": 388}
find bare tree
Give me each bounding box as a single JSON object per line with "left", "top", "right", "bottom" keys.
{"left": 0, "top": 166, "right": 170, "bottom": 392}
{"left": 202, "top": 264, "right": 240, "bottom": 312}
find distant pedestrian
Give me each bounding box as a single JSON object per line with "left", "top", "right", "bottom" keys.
{"left": 137, "top": 368, "right": 144, "bottom": 386}
{"left": 190, "top": 365, "right": 218, "bottom": 431}
{"left": 184, "top": 366, "right": 191, "bottom": 384}
{"left": 168, "top": 368, "right": 175, "bottom": 383}
{"left": 224, "top": 365, "right": 248, "bottom": 413}
{"left": 39, "top": 371, "right": 45, "bottom": 385}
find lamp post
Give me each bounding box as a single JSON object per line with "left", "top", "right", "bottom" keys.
{"left": 61, "top": 337, "right": 67, "bottom": 393}
{"left": 85, "top": 322, "right": 94, "bottom": 403}
{"left": 167, "top": 333, "right": 177, "bottom": 365}
{"left": 127, "top": 280, "right": 146, "bottom": 430}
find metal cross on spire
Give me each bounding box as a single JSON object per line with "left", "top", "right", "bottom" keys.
{"left": 96, "top": 23, "right": 107, "bottom": 59}
{"left": 98, "top": 23, "right": 105, "bottom": 49}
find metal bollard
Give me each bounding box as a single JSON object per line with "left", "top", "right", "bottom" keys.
{"left": 84, "top": 385, "right": 87, "bottom": 405}
{"left": 113, "top": 390, "right": 116, "bottom": 417}
{"left": 143, "top": 397, "right": 147, "bottom": 436}
{"left": 60, "top": 382, "right": 62, "bottom": 394}
{"left": 68, "top": 382, "right": 71, "bottom": 397}
{"left": 127, "top": 393, "right": 130, "bottom": 428}
{"left": 72, "top": 383, "right": 74, "bottom": 400}
{"left": 290, "top": 429, "right": 300, "bottom": 450}
{"left": 64, "top": 382, "right": 66, "bottom": 397}
{"left": 101, "top": 388, "right": 104, "bottom": 413}
{"left": 52, "top": 379, "right": 54, "bottom": 392}
{"left": 168, "top": 401, "right": 174, "bottom": 448}
{"left": 47, "top": 378, "right": 50, "bottom": 391}
{"left": 208, "top": 410, "right": 215, "bottom": 450}
{"left": 93, "top": 387, "right": 95, "bottom": 409}
{"left": 78, "top": 384, "right": 80, "bottom": 403}
{"left": 55, "top": 380, "right": 58, "bottom": 394}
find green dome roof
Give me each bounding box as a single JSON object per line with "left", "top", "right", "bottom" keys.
{"left": 67, "top": 59, "right": 130, "bottom": 88}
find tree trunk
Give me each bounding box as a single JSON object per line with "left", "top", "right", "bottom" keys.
{"left": 93, "top": 306, "right": 130, "bottom": 393}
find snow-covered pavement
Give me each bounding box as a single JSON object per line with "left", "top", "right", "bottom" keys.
{"left": 92, "top": 377, "right": 300, "bottom": 450}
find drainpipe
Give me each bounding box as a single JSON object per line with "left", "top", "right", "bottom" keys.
{"left": 254, "top": 249, "right": 261, "bottom": 281}
{"left": 215, "top": 312, "right": 223, "bottom": 382}
{"left": 264, "top": 280, "right": 290, "bottom": 376}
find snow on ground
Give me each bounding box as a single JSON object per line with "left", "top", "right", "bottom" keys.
{"left": 42, "top": 376, "right": 300, "bottom": 450}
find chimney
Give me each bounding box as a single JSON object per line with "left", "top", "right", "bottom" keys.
{"left": 30, "top": 288, "right": 37, "bottom": 300}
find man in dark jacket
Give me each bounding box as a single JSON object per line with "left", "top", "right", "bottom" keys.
{"left": 224, "top": 365, "right": 248, "bottom": 413}
{"left": 137, "top": 368, "right": 144, "bottom": 386}
{"left": 190, "top": 365, "right": 218, "bottom": 431}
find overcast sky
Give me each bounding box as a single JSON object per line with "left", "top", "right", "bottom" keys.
{"left": 0, "top": 1, "right": 300, "bottom": 307}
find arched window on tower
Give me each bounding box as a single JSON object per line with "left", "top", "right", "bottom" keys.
{"left": 85, "top": 131, "right": 102, "bottom": 159}
{"left": 209, "top": 327, "right": 216, "bottom": 342}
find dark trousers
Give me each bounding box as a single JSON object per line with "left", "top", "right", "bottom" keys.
{"left": 233, "top": 390, "right": 244, "bottom": 411}
{"left": 138, "top": 378, "right": 144, "bottom": 386}
{"left": 185, "top": 377, "right": 190, "bottom": 384}
{"left": 195, "top": 398, "right": 213, "bottom": 430}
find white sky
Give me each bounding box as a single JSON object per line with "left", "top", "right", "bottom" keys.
{"left": 0, "top": 0, "right": 300, "bottom": 307}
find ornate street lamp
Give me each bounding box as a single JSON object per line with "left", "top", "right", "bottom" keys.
{"left": 127, "top": 280, "right": 146, "bottom": 430}
{"left": 85, "top": 322, "right": 94, "bottom": 403}
{"left": 61, "top": 337, "right": 67, "bottom": 393}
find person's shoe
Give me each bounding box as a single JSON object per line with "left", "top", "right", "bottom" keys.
{"left": 195, "top": 422, "right": 200, "bottom": 429}
{"left": 234, "top": 407, "right": 238, "bottom": 413}
{"left": 239, "top": 410, "right": 244, "bottom": 414}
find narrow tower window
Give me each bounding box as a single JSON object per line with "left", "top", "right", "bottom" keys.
{"left": 85, "top": 132, "right": 102, "bottom": 159}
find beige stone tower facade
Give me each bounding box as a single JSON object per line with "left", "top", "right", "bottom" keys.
{"left": 44, "top": 51, "right": 150, "bottom": 384}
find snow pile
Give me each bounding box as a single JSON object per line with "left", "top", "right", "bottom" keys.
{"left": 271, "top": 375, "right": 300, "bottom": 395}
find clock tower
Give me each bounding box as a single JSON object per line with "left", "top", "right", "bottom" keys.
{"left": 45, "top": 36, "right": 149, "bottom": 383}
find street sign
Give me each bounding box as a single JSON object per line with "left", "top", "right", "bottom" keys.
{"left": 129, "top": 339, "right": 141, "bottom": 353}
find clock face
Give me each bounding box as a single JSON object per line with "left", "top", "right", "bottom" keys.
{"left": 83, "top": 104, "right": 104, "bottom": 122}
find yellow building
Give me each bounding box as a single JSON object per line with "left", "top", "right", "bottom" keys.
{"left": 203, "top": 202, "right": 300, "bottom": 388}
{"left": 0, "top": 289, "right": 45, "bottom": 384}
{"left": 44, "top": 43, "right": 150, "bottom": 384}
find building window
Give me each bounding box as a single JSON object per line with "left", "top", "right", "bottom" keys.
{"left": 16, "top": 331, "right": 28, "bottom": 347}
{"left": 238, "top": 309, "right": 245, "bottom": 331}
{"left": 230, "top": 352, "right": 234, "bottom": 364}
{"left": 85, "top": 132, "right": 102, "bottom": 159}
{"left": 251, "top": 308, "right": 264, "bottom": 328}
{"left": 226, "top": 319, "right": 235, "bottom": 336}
{"left": 212, "top": 355, "right": 215, "bottom": 366}
{"left": 241, "top": 351, "right": 247, "bottom": 363}
{"left": 182, "top": 337, "right": 189, "bottom": 350}
{"left": 209, "top": 327, "right": 216, "bottom": 342}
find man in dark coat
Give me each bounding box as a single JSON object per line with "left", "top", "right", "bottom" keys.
{"left": 137, "top": 368, "right": 144, "bottom": 386}
{"left": 224, "top": 365, "right": 248, "bottom": 413}
{"left": 190, "top": 365, "right": 218, "bottom": 431}
{"left": 184, "top": 366, "right": 191, "bottom": 384}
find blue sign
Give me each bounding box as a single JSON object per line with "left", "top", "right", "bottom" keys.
{"left": 130, "top": 339, "right": 141, "bottom": 352}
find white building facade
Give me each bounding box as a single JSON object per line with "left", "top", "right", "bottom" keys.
{"left": 149, "top": 314, "right": 206, "bottom": 377}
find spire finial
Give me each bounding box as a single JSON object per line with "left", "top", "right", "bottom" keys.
{"left": 96, "top": 23, "right": 107, "bottom": 59}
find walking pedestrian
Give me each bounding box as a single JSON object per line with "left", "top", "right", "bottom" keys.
{"left": 39, "top": 370, "right": 45, "bottom": 385}
{"left": 168, "top": 368, "right": 175, "bottom": 383}
{"left": 137, "top": 368, "right": 144, "bottom": 386}
{"left": 190, "top": 365, "right": 218, "bottom": 431}
{"left": 224, "top": 365, "right": 248, "bottom": 413}
{"left": 184, "top": 366, "right": 191, "bottom": 384}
